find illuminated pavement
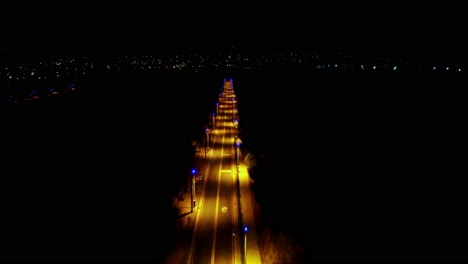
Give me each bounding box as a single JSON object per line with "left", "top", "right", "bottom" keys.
{"left": 236, "top": 155, "right": 262, "bottom": 264}
{"left": 164, "top": 78, "right": 262, "bottom": 264}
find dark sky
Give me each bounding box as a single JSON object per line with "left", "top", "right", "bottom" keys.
{"left": 3, "top": 2, "right": 465, "bottom": 62}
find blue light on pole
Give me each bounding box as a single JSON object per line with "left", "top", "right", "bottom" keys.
{"left": 244, "top": 226, "right": 248, "bottom": 259}
{"left": 212, "top": 112, "right": 216, "bottom": 127}
{"left": 191, "top": 168, "right": 196, "bottom": 211}
{"left": 235, "top": 137, "right": 242, "bottom": 165}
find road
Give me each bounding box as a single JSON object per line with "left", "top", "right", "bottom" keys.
{"left": 187, "top": 78, "right": 260, "bottom": 264}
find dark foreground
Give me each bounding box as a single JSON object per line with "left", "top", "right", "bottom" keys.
{"left": 236, "top": 70, "right": 467, "bottom": 262}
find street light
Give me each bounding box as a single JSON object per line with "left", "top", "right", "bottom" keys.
{"left": 191, "top": 168, "right": 196, "bottom": 212}
{"left": 244, "top": 226, "right": 248, "bottom": 263}
{"left": 212, "top": 112, "right": 216, "bottom": 128}
{"left": 235, "top": 137, "right": 242, "bottom": 165}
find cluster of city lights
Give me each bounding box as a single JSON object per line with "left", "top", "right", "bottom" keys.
{"left": 1, "top": 49, "right": 462, "bottom": 105}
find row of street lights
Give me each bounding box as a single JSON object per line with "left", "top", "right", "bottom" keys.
{"left": 192, "top": 78, "right": 249, "bottom": 262}
{"left": 192, "top": 97, "right": 220, "bottom": 210}
{"left": 226, "top": 83, "right": 249, "bottom": 263}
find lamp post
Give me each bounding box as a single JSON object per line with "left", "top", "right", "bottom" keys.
{"left": 212, "top": 112, "right": 216, "bottom": 128}
{"left": 191, "top": 168, "right": 196, "bottom": 212}
{"left": 235, "top": 137, "right": 242, "bottom": 165}
{"left": 216, "top": 102, "right": 219, "bottom": 116}
{"left": 205, "top": 127, "right": 210, "bottom": 156}
{"left": 244, "top": 226, "right": 248, "bottom": 263}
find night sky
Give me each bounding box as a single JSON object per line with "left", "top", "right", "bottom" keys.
{"left": 2, "top": 2, "right": 465, "bottom": 63}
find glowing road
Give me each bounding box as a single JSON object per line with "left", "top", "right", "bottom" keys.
{"left": 187, "top": 78, "right": 259, "bottom": 264}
